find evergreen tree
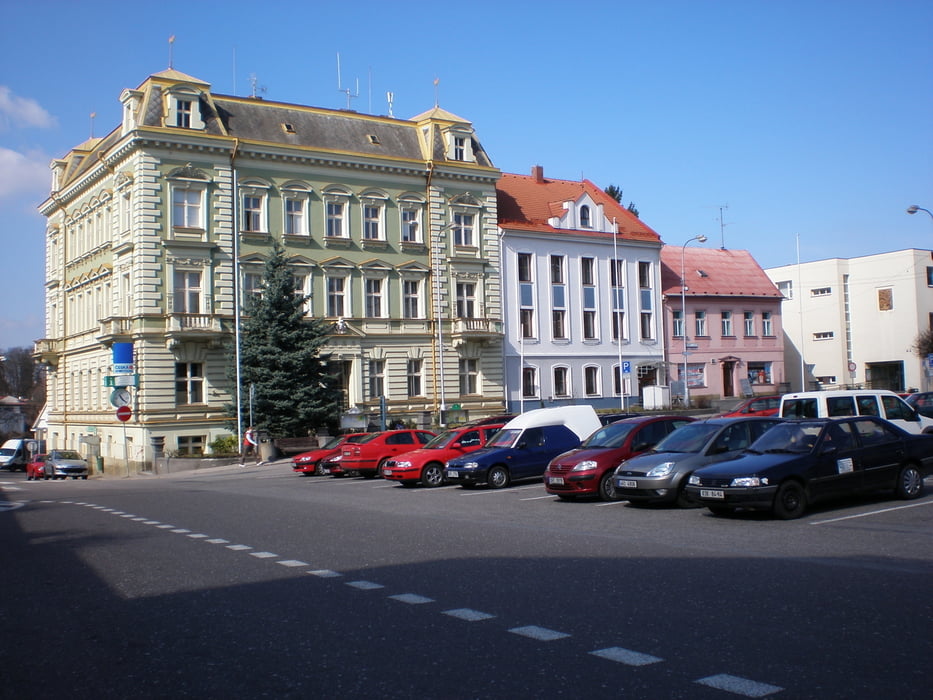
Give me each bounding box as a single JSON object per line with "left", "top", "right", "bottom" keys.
{"left": 604, "top": 184, "right": 639, "bottom": 218}
{"left": 229, "top": 242, "right": 340, "bottom": 437}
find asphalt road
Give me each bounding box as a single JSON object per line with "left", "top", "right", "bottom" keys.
{"left": 1, "top": 463, "right": 931, "bottom": 699}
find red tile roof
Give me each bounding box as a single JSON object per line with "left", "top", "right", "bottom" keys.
{"left": 496, "top": 170, "right": 660, "bottom": 242}
{"left": 660, "top": 246, "right": 782, "bottom": 298}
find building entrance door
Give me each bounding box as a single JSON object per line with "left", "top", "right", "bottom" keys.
{"left": 722, "top": 361, "right": 735, "bottom": 397}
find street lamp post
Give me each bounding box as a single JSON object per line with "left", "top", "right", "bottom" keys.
{"left": 907, "top": 205, "right": 933, "bottom": 221}
{"left": 681, "top": 235, "right": 708, "bottom": 408}
{"left": 433, "top": 221, "right": 458, "bottom": 428}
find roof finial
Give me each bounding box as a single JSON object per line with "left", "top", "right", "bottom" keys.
{"left": 168, "top": 35, "right": 176, "bottom": 69}
{"left": 89, "top": 112, "right": 96, "bottom": 139}
{"left": 433, "top": 76, "right": 440, "bottom": 108}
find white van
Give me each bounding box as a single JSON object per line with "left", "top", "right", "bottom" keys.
{"left": 779, "top": 390, "right": 933, "bottom": 434}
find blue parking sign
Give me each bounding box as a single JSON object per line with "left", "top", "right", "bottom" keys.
{"left": 622, "top": 361, "right": 631, "bottom": 374}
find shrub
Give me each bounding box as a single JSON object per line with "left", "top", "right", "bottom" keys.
{"left": 210, "top": 434, "right": 239, "bottom": 456}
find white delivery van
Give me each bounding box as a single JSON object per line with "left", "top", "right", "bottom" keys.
{"left": 780, "top": 390, "right": 933, "bottom": 434}
{"left": 0, "top": 438, "right": 45, "bottom": 471}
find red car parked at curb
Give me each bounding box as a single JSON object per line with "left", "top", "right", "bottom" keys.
{"left": 718, "top": 395, "right": 781, "bottom": 418}
{"left": 292, "top": 433, "right": 368, "bottom": 476}
{"left": 544, "top": 415, "right": 695, "bottom": 501}
{"left": 382, "top": 423, "right": 506, "bottom": 487}
{"left": 26, "top": 454, "right": 47, "bottom": 481}
{"left": 332, "top": 429, "right": 436, "bottom": 478}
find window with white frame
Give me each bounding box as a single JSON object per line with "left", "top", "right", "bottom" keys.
{"left": 522, "top": 367, "right": 538, "bottom": 397}
{"left": 368, "top": 359, "right": 385, "bottom": 399}
{"left": 550, "top": 255, "right": 565, "bottom": 284}
{"left": 406, "top": 359, "right": 423, "bottom": 397}
{"left": 459, "top": 358, "right": 478, "bottom": 395}
{"left": 814, "top": 331, "right": 835, "bottom": 340}
{"left": 446, "top": 130, "right": 474, "bottom": 162}
{"left": 365, "top": 278, "right": 384, "bottom": 317}
{"left": 518, "top": 253, "right": 533, "bottom": 282}
{"left": 399, "top": 198, "right": 423, "bottom": 243}
{"left": 748, "top": 362, "right": 772, "bottom": 385}
{"left": 327, "top": 276, "right": 346, "bottom": 317}
{"left": 744, "top": 311, "right": 755, "bottom": 336}
{"left": 551, "top": 255, "right": 566, "bottom": 339}
{"left": 552, "top": 309, "right": 566, "bottom": 340}
{"left": 611, "top": 258, "right": 625, "bottom": 341}
{"left": 520, "top": 309, "right": 535, "bottom": 339}
{"left": 176, "top": 99, "right": 192, "bottom": 128}
{"left": 362, "top": 200, "right": 384, "bottom": 240}
{"left": 284, "top": 196, "right": 307, "bottom": 236}
{"left": 613, "top": 365, "right": 623, "bottom": 396}
{"left": 579, "top": 205, "right": 591, "bottom": 228}
{"left": 453, "top": 136, "right": 466, "bottom": 161}
{"left": 402, "top": 279, "right": 421, "bottom": 318}
{"left": 453, "top": 212, "right": 474, "bottom": 246}
{"left": 172, "top": 186, "right": 203, "bottom": 229}
{"left": 456, "top": 282, "right": 476, "bottom": 318}
{"left": 166, "top": 91, "right": 205, "bottom": 130}
{"left": 242, "top": 271, "right": 263, "bottom": 305}
{"left": 553, "top": 366, "right": 570, "bottom": 397}
{"left": 175, "top": 362, "right": 204, "bottom": 404}
{"left": 777, "top": 280, "right": 793, "bottom": 299}
{"left": 241, "top": 192, "right": 265, "bottom": 233}
{"left": 811, "top": 287, "right": 831, "bottom": 296}
{"left": 762, "top": 311, "right": 773, "bottom": 336}
{"left": 173, "top": 270, "right": 201, "bottom": 313}
{"left": 293, "top": 272, "right": 311, "bottom": 315}
{"left": 519, "top": 253, "right": 535, "bottom": 339}
{"left": 695, "top": 310, "right": 707, "bottom": 337}
{"left": 177, "top": 435, "right": 205, "bottom": 456}
{"left": 721, "top": 310, "right": 733, "bottom": 337}
{"left": 325, "top": 196, "right": 348, "bottom": 238}
{"left": 673, "top": 309, "right": 684, "bottom": 337}
{"left": 584, "top": 366, "right": 599, "bottom": 396}
{"left": 638, "top": 261, "right": 654, "bottom": 340}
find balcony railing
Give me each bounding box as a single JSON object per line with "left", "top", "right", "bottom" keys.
{"left": 450, "top": 317, "right": 503, "bottom": 347}
{"left": 97, "top": 316, "right": 133, "bottom": 342}
{"left": 166, "top": 314, "right": 225, "bottom": 335}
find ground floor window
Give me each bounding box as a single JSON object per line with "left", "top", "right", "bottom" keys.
{"left": 175, "top": 363, "right": 204, "bottom": 404}
{"left": 747, "top": 361, "right": 772, "bottom": 385}
{"left": 177, "top": 435, "right": 205, "bottom": 456}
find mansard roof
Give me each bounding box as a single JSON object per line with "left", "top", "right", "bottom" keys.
{"left": 660, "top": 246, "right": 782, "bottom": 298}
{"left": 496, "top": 169, "right": 660, "bottom": 243}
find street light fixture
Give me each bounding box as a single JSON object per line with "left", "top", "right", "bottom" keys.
{"left": 907, "top": 205, "right": 933, "bottom": 220}
{"left": 681, "top": 234, "right": 708, "bottom": 408}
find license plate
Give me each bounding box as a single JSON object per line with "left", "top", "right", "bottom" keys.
{"left": 700, "top": 489, "right": 725, "bottom": 499}
{"left": 617, "top": 480, "right": 637, "bottom": 489}
{"left": 447, "top": 471, "right": 459, "bottom": 478}
{"left": 549, "top": 476, "right": 564, "bottom": 485}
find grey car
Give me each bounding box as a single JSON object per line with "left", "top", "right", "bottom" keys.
{"left": 613, "top": 417, "right": 782, "bottom": 506}
{"left": 45, "top": 450, "right": 89, "bottom": 480}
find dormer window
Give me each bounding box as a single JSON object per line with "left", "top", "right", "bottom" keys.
{"left": 166, "top": 88, "right": 205, "bottom": 130}
{"left": 580, "top": 205, "right": 591, "bottom": 228}
{"left": 445, "top": 129, "right": 475, "bottom": 162}
{"left": 176, "top": 100, "right": 192, "bottom": 128}
{"left": 454, "top": 136, "right": 465, "bottom": 161}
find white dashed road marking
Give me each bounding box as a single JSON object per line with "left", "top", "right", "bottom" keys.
{"left": 590, "top": 647, "right": 663, "bottom": 666}
{"left": 156, "top": 524, "right": 174, "bottom": 529}
{"left": 226, "top": 544, "right": 252, "bottom": 551}
{"left": 346, "top": 580, "right": 384, "bottom": 590}
{"left": 170, "top": 528, "right": 191, "bottom": 534}
{"left": 187, "top": 533, "right": 208, "bottom": 539}
{"left": 0, "top": 501, "right": 26, "bottom": 511}
{"left": 206, "top": 538, "right": 229, "bottom": 544}
{"left": 443, "top": 608, "right": 495, "bottom": 621}
{"left": 696, "top": 674, "right": 783, "bottom": 697}
{"left": 249, "top": 551, "right": 278, "bottom": 559}
{"left": 308, "top": 569, "right": 342, "bottom": 578}
{"left": 508, "top": 625, "right": 570, "bottom": 641}
{"left": 276, "top": 560, "right": 309, "bottom": 568}
{"left": 389, "top": 593, "right": 434, "bottom": 605}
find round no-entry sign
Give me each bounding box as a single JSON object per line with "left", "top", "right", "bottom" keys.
{"left": 116, "top": 406, "right": 132, "bottom": 422}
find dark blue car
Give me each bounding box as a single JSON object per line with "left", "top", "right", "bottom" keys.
{"left": 686, "top": 416, "right": 933, "bottom": 519}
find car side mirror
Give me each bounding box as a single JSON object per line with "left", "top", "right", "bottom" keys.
{"left": 517, "top": 441, "right": 528, "bottom": 449}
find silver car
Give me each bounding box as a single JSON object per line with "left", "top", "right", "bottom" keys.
{"left": 613, "top": 417, "right": 782, "bottom": 506}
{"left": 45, "top": 450, "right": 89, "bottom": 480}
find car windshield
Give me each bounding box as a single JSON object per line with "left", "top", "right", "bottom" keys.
{"left": 0, "top": 448, "right": 14, "bottom": 457}
{"left": 484, "top": 428, "right": 521, "bottom": 448}
{"left": 320, "top": 436, "right": 344, "bottom": 449}
{"left": 423, "top": 430, "right": 460, "bottom": 449}
{"left": 346, "top": 434, "right": 369, "bottom": 444}
{"left": 749, "top": 422, "right": 823, "bottom": 454}
{"left": 580, "top": 422, "right": 638, "bottom": 449}
{"left": 355, "top": 433, "right": 383, "bottom": 444}
{"left": 54, "top": 451, "right": 82, "bottom": 460}
{"left": 652, "top": 423, "right": 721, "bottom": 453}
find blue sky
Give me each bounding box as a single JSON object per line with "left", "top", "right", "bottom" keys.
{"left": 1, "top": 0, "right": 931, "bottom": 350}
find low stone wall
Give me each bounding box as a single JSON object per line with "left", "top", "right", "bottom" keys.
{"left": 152, "top": 456, "right": 241, "bottom": 475}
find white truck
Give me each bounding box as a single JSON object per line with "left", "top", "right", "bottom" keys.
{"left": 0, "top": 438, "right": 46, "bottom": 471}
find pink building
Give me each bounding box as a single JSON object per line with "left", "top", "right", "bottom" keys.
{"left": 660, "top": 247, "right": 785, "bottom": 405}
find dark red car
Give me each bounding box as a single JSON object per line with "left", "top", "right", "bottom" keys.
{"left": 718, "top": 395, "right": 781, "bottom": 418}
{"left": 332, "top": 429, "right": 436, "bottom": 478}
{"left": 292, "top": 433, "right": 367, "bottom": 476}
{"left": 382, "top": 423, "right": 505, "bottom": 487}
{"left": 544, "top": 415, "right": 695, "bottom": 501}
{"left": 26, "top": 453, "right": 47, "bottom": 481}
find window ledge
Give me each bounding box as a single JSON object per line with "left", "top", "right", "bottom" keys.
{"left": 283, "top": 233, "right": 311, "bottom": 243}
{"left": 324, "top": 236, "right": 353, "bottom": 249}
{"left": 361, "top": 239, "right": 390, "bottom": 251}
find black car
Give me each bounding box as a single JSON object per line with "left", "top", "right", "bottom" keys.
{"left": 686, "top": 416, "right": 933, "bottom": 519}
{"left": 905, "top": 391, "right": 933, "bottom": 419}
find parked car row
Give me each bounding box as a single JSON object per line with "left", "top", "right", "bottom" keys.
{"left": 289, "top": 390, "right": 933, "bottom": 520}
{"left": 25, "top": 450, "right": 89, "bottom": 480}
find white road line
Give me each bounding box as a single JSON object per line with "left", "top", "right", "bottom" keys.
{"left": 120, "top": 514, "right": 136, "bottom": 518}
{"left": 520, "top": 495, "right": 553, "bottom": 501}
{"left": 277, "top": 560, "right": 309, "bottom": 568}
{"left": 443, "top": 608, "right": 495, "bottom": 621}
{"left": 156, "top": 524, "right": 174, "bottom": 529}
{"left": 226, "top": 544, "right": 252, "bottom": 551}
{"left": 131, "top": 517, "right": 147, "bottom": 521}
{"left": 695, "top": 674, "right": 783, "bottom": 697}
{"left": 590, "top": 647, "right": 663, "bottom": 666}
{"left": 143, "top": 521, "right": 160, "bottom": 525}
{"left": 346, "top": 580, "right": 384, "bottom": 590}
{"left": 205, "top": 538, "right": 229, "bottom": 544}
{"left": 389, "top": 593, "right": 434, "bottom": 604}
{"left": 810, "top": 499, "right": 933, "bottom": 525}
{"left": 457, "top": 484, "right": 543, "bottom": 496}
{"left": 308, "top": 569, "right": 342, "bottom": 578}
{"left": 170, "top": 528, "right": 191, "bottom": 534}
{"left": 1, "top": 486, "right": 23, "bottom": 491}
{"left": 250, "top": 551, "right": 278, "bottom": 559}
{"left": 508, "top": 625, "right": 570, "bottom": 641}
{"left": 595, "top": 500, "right": 628, "bottom": 507}
{"left": 187, "top": 533, "right": 208, "bottom": 539}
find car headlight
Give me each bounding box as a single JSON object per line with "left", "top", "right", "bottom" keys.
{"left": 395, "top": 460, "right": 412, "bottom": 468}
{"left": 571, "top": 460, "right": 598, "bottom": 472}
{"left": 458, "top": 462, "right": 478, "bottom": 470}
{"left": 329, "top": 455, "right": 343, "bottom": 462}
{"left": 647, "top": 462, "right": 676, "bottom": 478}
{"left": 688, "top": 475, "right": 700, "bottom": 485}
{"left": 730, "top": 476, "right": 767, "bottom": 487}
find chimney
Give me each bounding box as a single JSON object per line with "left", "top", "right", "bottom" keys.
{"left": 531, "top": 165, "right": 544, "bottom": 183}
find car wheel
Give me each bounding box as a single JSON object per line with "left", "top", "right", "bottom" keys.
{"left": 487, "top": 466, "right": 510, "bottom": 489}
{"left": 895, "top": 464, "right": 924, "bottom": 500}
{"left": 313, "top": 461, "right": 327, "bottom": 477}
{"left": 82, "top": 475, "right": 88, "bottom": 480}
{"left": 772, "top": 481, "right": 807, "bottom": 520}
{"left": 598, "top": 472, "right": 619, "bottom": 501}
{"left": 421, "top": 462, "right": 445, "bottom": 488}
{"left": 675, "top": 479, "right": 699, "bottom": 508}
{"left": 708, "top": 505, "right": 734, "bottom": 516}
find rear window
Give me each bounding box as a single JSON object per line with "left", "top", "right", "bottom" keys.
{"left": 827, "top": 396, "right": 856, "bottom": 417}
{"left": 782, "top": 398, "right": 819, "bottom": 419}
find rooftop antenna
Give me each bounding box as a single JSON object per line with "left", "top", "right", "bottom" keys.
{"left": 168, "top": 35, "right": 175, "bottom": 69}
{"left": 386, "top": 91, "right": 395, "bottom": 118}
{"left": 336, "top": 52, "right": 359, "bottom": 110}
{"left": 248, "top": 73, "right": 267, "bottom": 99}
{"left": 717, "top": 204, "right": 730, "bottom": 248}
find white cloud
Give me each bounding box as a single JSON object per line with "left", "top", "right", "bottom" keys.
{"left": 0, "top": 147, "right": 49, "bottom": 202}
{"left": 0, "top": 86, "right": 56, "bottom": 130}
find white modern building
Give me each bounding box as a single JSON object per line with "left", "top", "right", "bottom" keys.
{"left": 765, "top": 249, "right": 933, "bottom": 392}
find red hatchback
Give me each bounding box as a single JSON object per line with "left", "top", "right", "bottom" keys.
{"left": 26, "top": 453, "right": 47, "bottom": 481}
{"left": 544, "top": 415, "right": 695, "bottom": 501}
{"left": 382, "top": 423, "right": 505, "bottom": 487}
{"left": 334, "top": 429, "right": 436, "bottom": 478}
{"left": 719, "top": 395, "right": 781, "bottom": 418}
{"left": 292, "top": 433, "right": 368, "bottom": 476}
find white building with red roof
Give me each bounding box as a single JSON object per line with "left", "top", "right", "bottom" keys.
{"left": 498, "top": 166, "right": 666, "bottom": 412}
{"left": 660, "top": 246, "right": 785, "bottom": 405}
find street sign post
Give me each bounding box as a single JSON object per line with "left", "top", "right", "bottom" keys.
{"left": 116, "top": 406, "right": 132, "bottom": 422}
